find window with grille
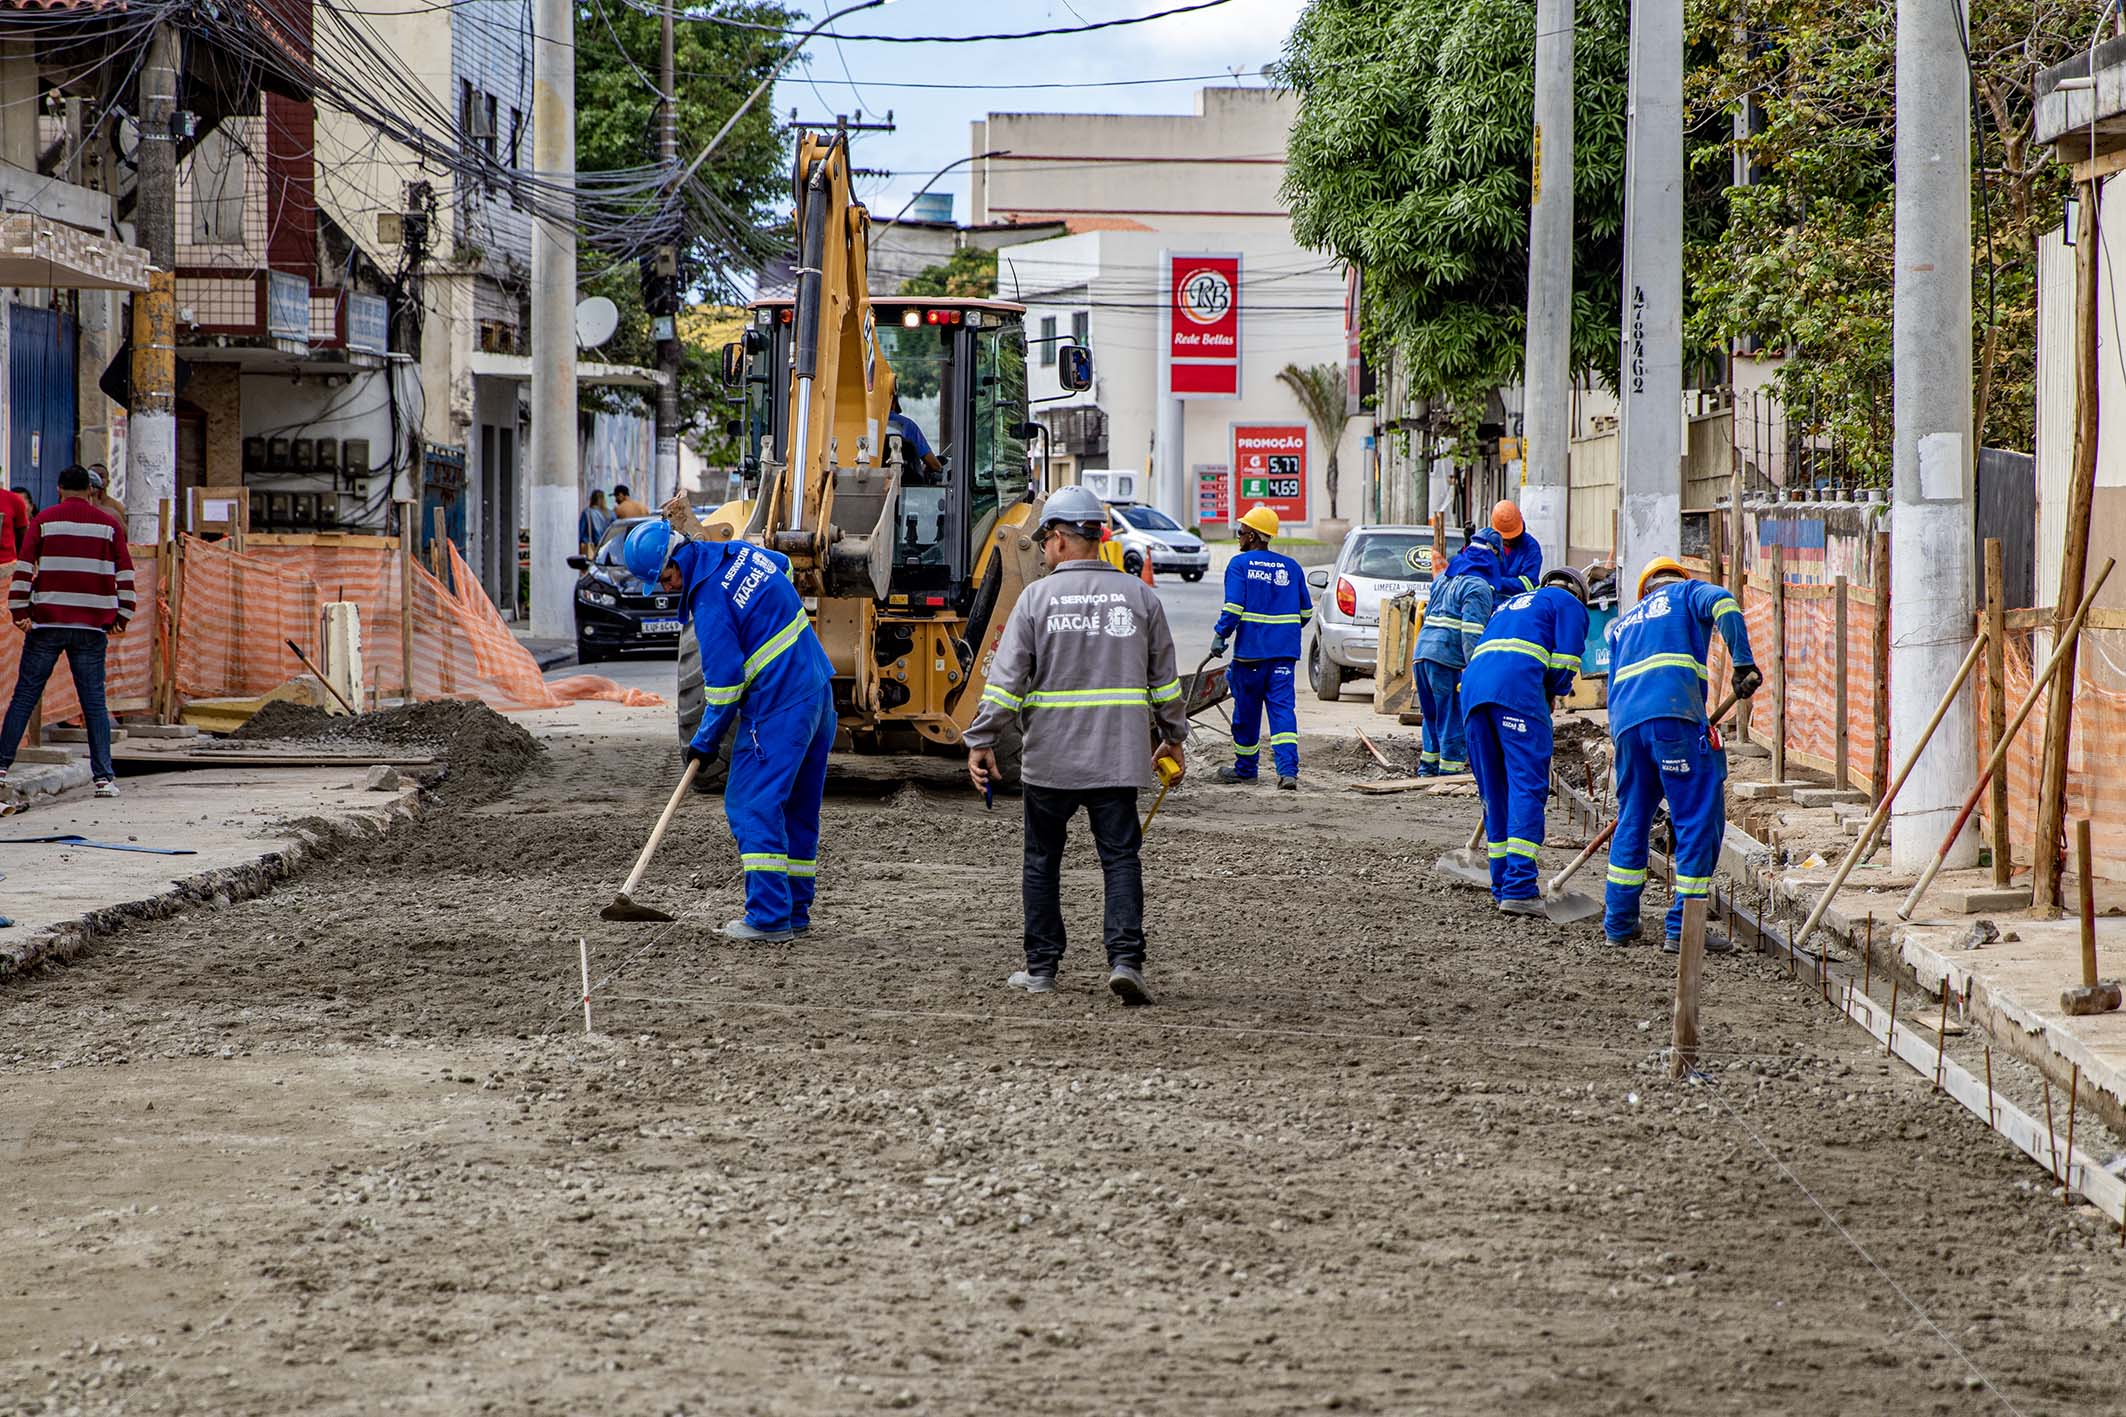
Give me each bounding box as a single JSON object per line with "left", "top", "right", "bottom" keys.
{"left": 1039, "top": 315, "right": 1056, "bottom": 367}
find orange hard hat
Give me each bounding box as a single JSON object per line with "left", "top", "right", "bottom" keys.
{"left": 1490, "top": 500, "right": 1524, "bottom": 538}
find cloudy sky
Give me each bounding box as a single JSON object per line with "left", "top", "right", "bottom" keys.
{"left": 770, "top": 0, "right": 1308, "bottom": 223}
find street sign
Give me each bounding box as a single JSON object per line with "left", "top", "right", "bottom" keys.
{"left": 1167, "top": 251, "right": 1240, "bottom": 399}
{"left": 1194, "top": 462, "right": 1229, "bottom": 525}
{"left": 1232, "top": 423, "right": 1307, "bottom": 525}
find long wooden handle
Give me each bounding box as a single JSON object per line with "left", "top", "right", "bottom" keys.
{"left": 287, "top": 638, "right": 357, "bottom": 715}
{"left": 1897, "top": 557, "right": 2116, "bottom": 919}
{"left": 1793, "top": 630, "right": 1991, "bottom": 952}
{"left": 1548, "top": 819, "right": 1617, "bottom": 894}
{"left": 619, "top": 760, "right": 700, "bottom": 898}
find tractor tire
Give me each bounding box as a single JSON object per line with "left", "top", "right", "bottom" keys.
{"left": 675, "top": 631, "right": 732, "bottom": 793}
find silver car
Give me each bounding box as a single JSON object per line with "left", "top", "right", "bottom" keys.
{"left": 1305, "top": 524, "right": 1464, "bottom": 700}
{"left": 1105, "top": 501, "right": 1211, "bottom": 582}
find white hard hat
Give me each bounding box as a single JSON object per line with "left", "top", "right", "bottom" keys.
{"left": 1037, "top": 484, "right": 1106, "bottom": 536}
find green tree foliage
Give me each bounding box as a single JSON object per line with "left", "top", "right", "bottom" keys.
{"left": 899, "top": 245, "right": 999, "bottom": 298}
{"left": 1275, "top": 0, "right": 1631, "bottom": 425}
{"left": 1687, "top": 0, "right": 2079, "bottom": 483}
{"left": 1276, "top": 363, "right": 1354, "bottom": 518}
{"left": 574, "top": 2, "right": 796, "bottom": 434}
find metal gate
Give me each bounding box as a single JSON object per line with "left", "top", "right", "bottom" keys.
{"left": 8, "top": 304, "right": 78, "bottom": 513}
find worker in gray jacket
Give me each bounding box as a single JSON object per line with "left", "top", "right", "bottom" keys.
{"left": 966, "top": 484, "right": 1189, "bottom": 1005}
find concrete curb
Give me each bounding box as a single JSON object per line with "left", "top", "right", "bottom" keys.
{"left": 0, "top": 782, "right": 429, "bottom": 980}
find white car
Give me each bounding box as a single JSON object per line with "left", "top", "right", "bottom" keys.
{"left": 1102, "top": 501, "right": 1210, "bottom": 582}
{"left": 1304, "top": 524, "right": 1464, "bottom": 701}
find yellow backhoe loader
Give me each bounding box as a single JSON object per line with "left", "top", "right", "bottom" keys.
{"left": 674, "top": 127, "right": 1093, "bottom": 781}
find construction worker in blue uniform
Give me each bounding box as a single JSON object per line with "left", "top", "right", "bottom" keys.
{"left": 1488, "top": 499, "right": 1544, "bottom": 595}
{"left": 1458, "top": 566, "right": 1590, "bottom": 914}
{"left": 1412, "top": 528, "right": 1502, "bottom": 776}
{"left": 1603, "top": 557, "right": 1762, "bottom": 952}
{"left": 1211, "top": 505, "right": 1312, "bottom": 789}
{"left": 624, "top": 519, "right": 836, "bottom": 945}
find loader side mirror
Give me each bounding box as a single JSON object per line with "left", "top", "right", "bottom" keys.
{"left": 719, "top": 341, "right": 744, "bottom": 388}
{"left": 1058, "top": 344, "right": 1092, "bottom": 392}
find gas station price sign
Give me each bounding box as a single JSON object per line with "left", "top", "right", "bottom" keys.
{"left": 1232, "top": 424, "right": 1309, "bottom": 524}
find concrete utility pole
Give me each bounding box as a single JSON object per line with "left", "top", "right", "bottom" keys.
{"left": 652, "top": 0, "right": 681, "bottom": 507}
{"left": 1886, "top": 0, "right": 1978, "bottom": 873}
{"left": 1613, "top": 0, "right": 1682, "bottom": 607}
{"left": 530, "top": 0, "right": 579, "bottom": 638}
{"left": 1520, "top": 0, "right": 1574, "bottom": 572}
{"left": 125, "top": 22, "right": 181, "bottom": 545}
{"left": 1156, "top": 246, "right": 1181, "bottom": 514}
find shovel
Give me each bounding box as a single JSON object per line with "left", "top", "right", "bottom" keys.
{"left": 599, "top": 760, "right": 700, "bottom": 923}
{"left": 1432, "top": 820, "right": 1492, "bottom": 888}
{"left": 1530, "top": 819, "right": 1615, "bottom": 923}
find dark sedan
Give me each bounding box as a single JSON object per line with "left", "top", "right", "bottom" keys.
{"left": 567, "top": 517, "right": 689, "bottom": 663}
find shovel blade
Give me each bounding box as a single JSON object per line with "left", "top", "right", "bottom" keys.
{"left": 1540, "top": 888, "right": 1604, "bottom": 925}
{"left": 599, "top": 893, "right": 676, "bottom": 924}
{"left": 1431, "top": 848, "right": 1493, "bottom": 889}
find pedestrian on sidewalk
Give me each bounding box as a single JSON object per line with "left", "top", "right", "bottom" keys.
{"left": 1459, "top": 567, "right": 1589, "bottom": 914}
{"left": 1601, "top": 558, "right": 1760, "bottom": 953}
{"left": 579, "top": 489, "right": 614, "bottom": 555}
{"left": 612, "top": 484, "right": 651, "bottom": 520}
{"left": 1488, "top": 499, "right": 1545, "bottom": 595}
{"left": 1210, "top": 505, "right": 1312, "bottom": 789}
{"left": 1411, "top": 527, "right": 1501, "bottom": 776}
{"left": 624, "top": 518, "right": 835, "bottom": 945}
{"left": 964, "top": 485, "right": 1188, "bottom": 1005}
{"left": 1, "top": 464, "right": 133, "bottom": 799}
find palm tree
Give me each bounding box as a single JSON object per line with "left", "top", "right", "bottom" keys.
{"left": 1276, "top": 362, "right": 1353, "bottom": 520}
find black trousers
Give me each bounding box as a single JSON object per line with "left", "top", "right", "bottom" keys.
{"left": 1022, "top": 784, "right": 1144, "bottom": 974}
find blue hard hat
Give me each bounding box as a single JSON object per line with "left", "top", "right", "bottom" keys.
{"left": 621, "top": 519, "right": 678, "bottom": 584}
{"left": 1471, "top": 527, "right": 1503, "bottom": 554}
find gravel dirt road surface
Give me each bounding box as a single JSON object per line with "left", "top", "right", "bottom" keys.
{"left": 4, "top": 693, "right": 2124, "bottom": 1416}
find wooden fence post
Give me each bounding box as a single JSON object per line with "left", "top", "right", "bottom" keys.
{"left": 1730, "top": 484, "right": 1750, "bottom": 745}
{"left": 1671, "top": 895, "right": 1708, "bottom": 1079}
{"left": 1870, "top": 529, "right": 1892, "bottom": 805}
{"left": 2035, "top": 178, "right": 2103, "bottom": 913}
{"left": 1770, "top": 540, "right": 1787, "bottom": 783}
{"left": 429, "top": 506, "right": 448, "bottom": 583}
{"left": 397, "top": 500, "right": 417, "bottom": 703}
{"left": 1984, "top": 538, "right": 2010, "bottom": 886}
{"left": 1834, "top": 574, "right": 1850, "bottom": 791}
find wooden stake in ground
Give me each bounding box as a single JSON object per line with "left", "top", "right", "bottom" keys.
{"left": 397, "top": 500, "right": 417, "bottom": 702}
{"left": 1769, "top": 542, "right": 1787, "bottom": 782}
{"left": 1834, "top": 574, "right": 1850, "bottom": 792}
{"left": 579, "top": 938, "right": 594, "bottom": 1036}
{"left": 1730, "top": 474, "right": 1749, "bottom": 746}
{"left": 1983, "top": 539, "right": 2010, "bottom": 885}
{"left": 1897, "top": 559, "right": 2116, "bottom": 919}
{"left": 1870, "top": 530, "right": 1891, "bottom": 803}
{"left": 1671, "top": 896, "right": 1708, "bottom": 1079}
{"left": 2062, "top": 819, "right": 2121, "bottom": 1015}
{"left": 2035, "top": 178, "right": 2103, "bottom": 913}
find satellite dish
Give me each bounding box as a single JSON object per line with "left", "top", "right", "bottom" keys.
{"left": 574, "top": 296, "right": 620, "bottom": 349}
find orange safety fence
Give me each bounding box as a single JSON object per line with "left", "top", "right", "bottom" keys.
{"left": 1705, "top": 576, "right": 1887, "bottom": 790}
{"left": 3, "top": 535, "right": 661, "bottom": 730}
{"left": 0, "top": 549, "right": 162, "bottom": 729}
{"left": 1974, "top": 627, "right": 2126, "bottom": 880}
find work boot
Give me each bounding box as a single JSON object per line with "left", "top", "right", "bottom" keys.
{"left": 1663, "top": 925, "right": 1734, "bottom": 956}
{"left": 93, "top": 778, "right": 119, "bottom": 799}
{"left": 1277, "top": 776, "right": 1298, "bottom": 791}
{"left": 1497, "top": 896, "right": 1546, "bottom": 918}
{"left": 1214, "top": 765, "right": 1255, "bottom": 785}
{"left": 1605, "top": 923, "right": 1645, "bottom": 948}
{"left": 1107, "top": 963, "right": 1151, "bottom": 1006}
{"left": 718, "top": 917, "right": 793, "bottom": 945}
{"left": 1007, "top": 970, "right": 1056, "bottom": 994}
{"left": 1417, "top": 763, "right": 1440, "bottom": 779}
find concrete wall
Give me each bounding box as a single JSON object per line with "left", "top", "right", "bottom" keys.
{"left": 2033, "top": 201, "right": 2126, "bottom": 614}
{"left": 187, "top": 366, "right": 245, "bottom": 489}
{"left": 972, "top": 88, "right": 1297, "bottom": 233}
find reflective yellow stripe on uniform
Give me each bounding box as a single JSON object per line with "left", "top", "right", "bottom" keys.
{"left": 741, "top": 853, "right": 788, "bottom": 873}
{"left": 787, "top": 858, "right": 817, "bottom": 878}
{"left": 1674, "top": 874, "right": 1712, "bottom": 896}
{"left": 1234, "top": 743, "right": 1259, "bottom": 755}
{"left": 1472, "top": 637, "right": 1552, "bottom": 665}
{"left": 1025, "top": 687, "right": 1152, "bottom": 708}
{"left": 1504, "top": 837, "right": 1541, "bottom": 858}
{"left": 1234, "top": 610, "right": 1309, "bottom": 624}
{"left": 1149, "top": 678, "right": 1182, "bottom": 704}
{"left": 1710, "top": 596, "right": 1742, "bottom": 622}
{"left": 1550, "top": 652, "right": 1582, "bottom": 671}
{"left": 744, "top": 609, "right": 813, "bottom": 683}
{"left": 1611, "top": 652, "right": 1708, "bottom": 685}
{"left": 703, "top": 682, "right": 744, "bottom": 706}
{"left": 1487, "top": 842, "right": 1509, "bottom": 859}
{"left": 1607, "top": 865, "right": 1649, "bottom": 887}
{"left": 1269, "top": 732, "right": 1299, "bottom": 745}
{"left": 982, "top": 685, "right": 1024, "bottom": 710}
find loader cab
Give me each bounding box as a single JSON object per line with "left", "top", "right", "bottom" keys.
{"left": 731, "top": 296, "right": 1041, "bottom": 611}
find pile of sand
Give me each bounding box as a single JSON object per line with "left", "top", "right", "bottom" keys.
{"left": 234, "top": 700, "right": 543, "bottom": 799}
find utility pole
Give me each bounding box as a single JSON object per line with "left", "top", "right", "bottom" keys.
{"left": 652, "top": 0, "right": 681, "bottom": 507}
{"left": 125, "top": 22, "right": 180, "bottom": 545}
{"left": 530, "top": 0, "right": 578, "bottom": 638}
{"left": 1886, "top": 0, "right": 1978, "bottom": 873}
{"left": 1613, "top": 0, "right": 1681, "bottom": 607}
{"left": 1519, "top": 0, "right": 1573, "bottom": 572}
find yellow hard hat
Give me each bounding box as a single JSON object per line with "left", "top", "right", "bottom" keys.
{"left": 1636, "top": 556, "right": 1692, "bottom": 599}
{"left": 1238, "top": 505, "right": 1280, "bottom": 539}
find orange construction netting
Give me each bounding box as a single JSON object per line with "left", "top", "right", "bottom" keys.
{"left": 2, "top": 534, "right": 661, "bottom": 730}
{"left": 1706, "top": 577, "right": 1886, "bottom": 791}
{"left": 1974, "top": 627, "right": 2126, "bottom": 879}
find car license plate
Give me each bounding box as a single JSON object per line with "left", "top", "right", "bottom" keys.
{"left": 641, "top": 618, "right": 684, "bottom": 635}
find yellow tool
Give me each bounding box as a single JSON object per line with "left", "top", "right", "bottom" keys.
{"left": 1140, "top": 755, "right": 1184, "bottom": 832}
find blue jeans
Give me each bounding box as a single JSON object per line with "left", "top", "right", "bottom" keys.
{"left": 0, "top": 627, "right": 113, "bottom": 781}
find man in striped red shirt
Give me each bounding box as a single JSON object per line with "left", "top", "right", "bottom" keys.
{"left": 1, "top": 464, "right": 133, "bottom": 799}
